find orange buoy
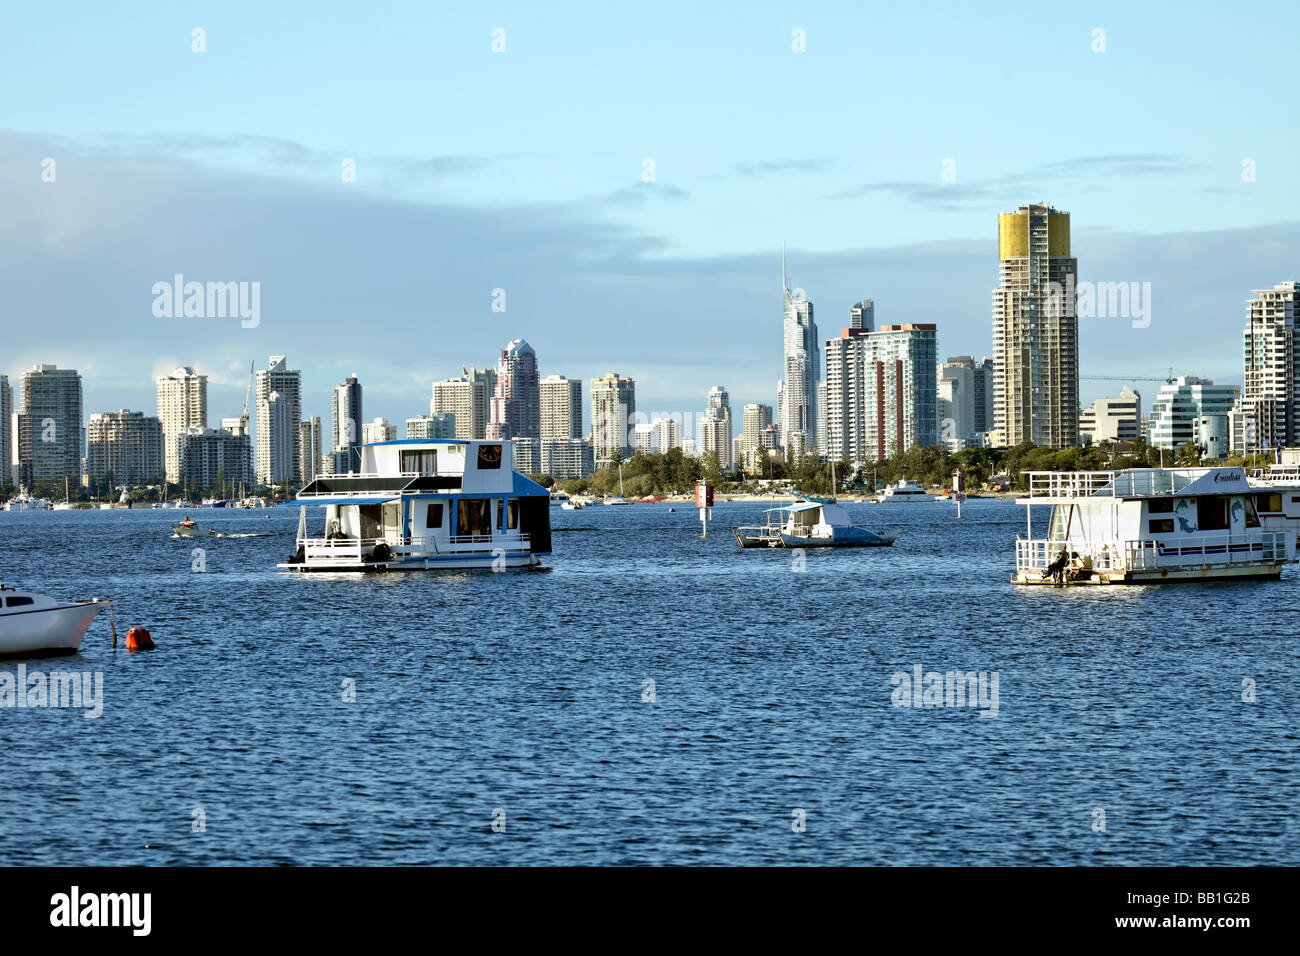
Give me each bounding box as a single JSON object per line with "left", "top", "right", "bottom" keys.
{"left": 125, "top": 626, "right": 156, "bottom": 650}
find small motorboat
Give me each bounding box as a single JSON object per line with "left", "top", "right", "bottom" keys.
{"left": 560, "top": 500, "right": 582, "bottom": 510}
{"left": 171, "top": 516, "right": 216, "bottom": 538}
{"left": 0, "top": 584, "right": 112, "bottom": 657}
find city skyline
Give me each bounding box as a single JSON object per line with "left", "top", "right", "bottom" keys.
{"left": 5, "top": 5, "right": 1299, "bottom": 428}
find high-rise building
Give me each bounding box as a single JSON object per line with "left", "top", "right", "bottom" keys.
{"left": 361, "top": 417, "right": 395, "bottom": 445}
{"left": 155, "top": 366, "right": 207, "bottom": 485}
{"left": 221, "top": 417, "right": 248, "bottom": 438}
{"left": 17, "top": 364, "right": 82, "bottom": 488}
{"left": 736, "top": 403, "right": 774, "bottom": 473}
{"left": 487, "top": 339, "right": 541, "bottom": 441}
{"left": 182, "top": 428, "right": 252, "bottom": 489}
{"left": 936, "top": 356, "right": 996, "bottom": 450}
{"left": 539, "top": 375, "right": 583, "bottom": 440}
{"left": 825, "top": 324, "right": 938, "bottom": 463}
{"left": 991, "top": 203, "right": 1079, "bottom": 449}
{"left": 850, "top": 300, "right": 875, "bottom": 332}
{"left": 541, "top": 438, "right": 594, "bottom": 479}
{"left": 1242, "top": 281, "right": 1300, "bottom": 453}
{"left": 780, "top": 246, "right": 819, "bottom": 456}
{"left": 86, "top": 410, "right": 164, "bottom": 488}
{"left": 255, "top": 355, "right": 301, "bottom": 487}
{"left": 632, "top": 424, "right": 655, "bottom": 456}
{"left": 654, "top": 417, "right": 682, "bottom": 454}
{"left": 330, "top": 374, "right": 363, "bottom": 473}
{"left": 406, "top": 413, "right": 456, "bottom": 440}
{"left": 1147, "top": 377, "right": 1240, "bottom": 450}
{"left": 702, "top": 385, "right": 732, "bottom": 469}
{"left": 1078, "top": 387, "right": 1142, "bottom": 444}
{"left": 298, "top": 417, "right": 322, "bottom": 485}
{"left": 432, "top": 370, "right": 492, "bottom": 441}
{"left": 0, "top": 375, "right": 10, "bottom": 488}
{"left": 590, "top": 372, "right": 635, "bottom": 466}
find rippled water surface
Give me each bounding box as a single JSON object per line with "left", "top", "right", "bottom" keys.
{"left": 2, "top": 501, "right": 1297, "bottom": 865}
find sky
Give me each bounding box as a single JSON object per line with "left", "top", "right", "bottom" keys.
{"left": 2, "top": 0, "right": 1297, "bottom": 435}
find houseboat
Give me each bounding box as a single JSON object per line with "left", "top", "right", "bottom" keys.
{"left": 1014, "top": 467, "right": 1294, "bottom": 586}
{"left": 278, "top": 439, "right": 551, "bottom": 572}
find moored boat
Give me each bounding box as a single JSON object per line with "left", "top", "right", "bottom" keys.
{"left": 0, "top": 585, "right": 111, "bottom": 658}
{"left": 735, "top": 501, "right": 894, "bottom": 549}
{"left": 1013, "top": 467, "right": 1294, "bottom": 586}
{"left": 873, "top": 479, "right": 934, "bottom": 503}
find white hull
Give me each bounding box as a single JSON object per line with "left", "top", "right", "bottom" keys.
{"left": 172, "top": 524, "right": 215, "bottom": 537}
{"left": 0, "top": 602, "right": 108, "bottom": 657}
{"left": 1015, "top": 562, "right": 1284, "bottom": 586}
{"left": 279, "top": 550, "right": 541, "bottom": 572}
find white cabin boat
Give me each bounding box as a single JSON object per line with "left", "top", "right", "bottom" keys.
{"left": 1248, "top": 465, "right": 1300, "bottom": 557}
{"left": 279, "top": 439, "right": 551, "bottom": 572}
{"left": 734, "top": 501, "right": 894, "bottom": 549}
{"left": 1014, "top": 468, "right": 1294, "bottom": 586}
{"left": 0, "top": 585, "right": 111, "bottom": 657}
{"left": 4, "top": 491, "right": 51, "bottom": 512}
{"left": 873, "top": 480, "right": 934, "bottom": 503}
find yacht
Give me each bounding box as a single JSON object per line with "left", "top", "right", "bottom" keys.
{"left": 735, "top": 501, "right": 894, "bottom": 549}
{"left": 4, "top": 490, "right": 51, "bottom": 512}
{"left": 279, "top": 439, "right": 551, "bottom": 572}
{"left": 873, "top": 480, "right": 934, "bottom": 503}
{"left": 0, "top": 584, "right": 112, "bottom": 657}
{"left": 1013, "top": 467, "right": 1294, "bottom": 586}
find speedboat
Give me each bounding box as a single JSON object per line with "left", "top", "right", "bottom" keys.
{"left": 0, "top": 585, "right": 111, "bottom": 657}
{"left": 603, "top": 496, "right": 631, "bottom": 506}
{"left": 560, "top": 500, "right": 582, "bottom": 510}
{"left": 172, "top": 517, "right": 215, "bottom": 538}
{"left": 278, "top": 438, "right": 551, "bottom": 572}
{"left": 1014, "top": 467, "right": 1295, "bottom": 586}
{"left": 873, "top": 480, "right": 934, "bottom": 503}
{"left": 735, "top": 502, "right": 894, "bottom": 549}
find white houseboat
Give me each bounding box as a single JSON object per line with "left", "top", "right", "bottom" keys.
{"left": 734, "top": 501, "right": 894, "bottom": 549}
{"left": 1014, "top": 467, "right": 1294, "bottom": 586}
{"left": 278, "top": 439, "right": 551, "bottom": 572}
{"left": 1248, "top": 465, "right": 1300, "bottom": 557}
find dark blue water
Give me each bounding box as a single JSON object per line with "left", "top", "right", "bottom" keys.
{"left": 1, "top": 500, "right": 1296, "bottom": 865}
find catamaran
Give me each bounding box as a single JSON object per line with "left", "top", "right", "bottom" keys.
{"left": 279, "top": 439, "right": 551, "bottom": 571}
{"left": 1013, "top": 467, "right": 1294, "bottom": 586}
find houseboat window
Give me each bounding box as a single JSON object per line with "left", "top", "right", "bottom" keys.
{"left": 506, "top": 499, "right": 519, "bottom": 530}
{"left": 5, "top": 596, "right": 34, "bottom": 607}
{"left": 1148, "top": 497, "right": 1174, "bottom": 514}
{"left": 1255, "top": 493, "right": 1282, "bottom": 513}
{"left": 1196, "top": 496, "right": 1230, "bottom": 532}
{"left": 1243, "top": 497, "right": 1260, "bottom": 528}
{"left": 477, "top": 444, "right": 503, "bottom": 469}
{"left": 1148, "top": 519, "right": 1174, "bottom": 534}
{"left": 497, "top": 498, "right": 506, "bottom": 530}
{"left": 425, "top": 503, "right": 443, "bottom": 528}
{"left": 457, "top": 498, "right": 492, "bottom": 536}
{"left": 401, "top": 449, "right": 437, "bottom": 474}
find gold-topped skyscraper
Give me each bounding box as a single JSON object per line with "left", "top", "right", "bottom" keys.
{"left": 991, "top": 203, "right": 1079, "bottom": 449}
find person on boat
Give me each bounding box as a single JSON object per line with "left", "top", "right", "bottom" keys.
{"left": 1044, "top": 546, "right": 1070, "bottom": 585}
{"left": 180, "top": 515, "right": 196, "bottom": 527}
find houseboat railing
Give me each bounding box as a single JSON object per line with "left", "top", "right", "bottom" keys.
{"left": 298, "top": 533, "right": 531, "bottom": 560}
{"left": 1016, "top": 532, "right": 1290, "bottom": 573}
{"left": 1023, "top": 471, "right": 1120, "bottom": 498}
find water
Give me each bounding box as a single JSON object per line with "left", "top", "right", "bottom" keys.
{"left": 2, "top": 500, "right": 1297, "bottom": 865}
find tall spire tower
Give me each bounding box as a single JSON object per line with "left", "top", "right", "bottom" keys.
{"left": 779, "top": 243, "right": 819, "bottom": 457}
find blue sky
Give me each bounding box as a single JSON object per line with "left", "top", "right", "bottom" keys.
{"left": 2, "top": 1, "right": 1297, "bottom": 433}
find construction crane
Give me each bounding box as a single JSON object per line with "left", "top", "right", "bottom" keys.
{"left": 241, "top": 360, "right": 254, "bottom": 435}
{"left": 1080, "top": 367, "right": 1180, "bottom": 385}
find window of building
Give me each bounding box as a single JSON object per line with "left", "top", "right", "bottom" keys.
{"left": 425, "top": 503, "right": 443, "bottom": 528}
